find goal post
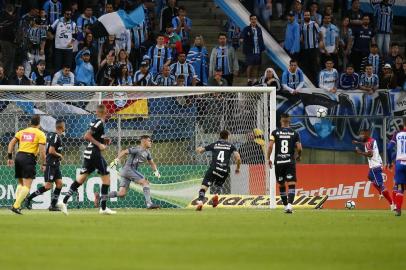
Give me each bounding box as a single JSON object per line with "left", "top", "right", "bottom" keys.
{"left": 0, "top": 86, "right": 276, "bottom": 209}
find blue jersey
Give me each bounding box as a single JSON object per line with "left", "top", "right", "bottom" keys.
{"left": 169, "top": 61, "right": 196, "bottom": 86}
{"left": 284, "top": 21, "right": 300, "bottom": 54}
{"left": 360, "top": 73, "right": 379, "bottom": 89}
{"left": 214, "top": 46, "right": 231, "bottom": 75}
{"left": 319, "top": 68, "right": 339, "bottom": 90}
{"left": 366, "top": 53, "right": 382, "bottom": 75}
{"left": 153, "top": 74, "right": 176, "bottom": 86}
{"left": 226, "top": 19, "right": 241, "bottom": 48}
{"left": 282, "top": 68, "right": 305, "bottom": 90}
{"left": 187, "top": 46, "right": 208, "bottom": 85}
{"left": 133, "top": 70, "right": 153, "bottom": 86}
{"left": 117, "top": 76, "right": 133, "bottom": 86}
{"left": 172, "top": 16, "right": 192, "bottom": 44}
{"left": 43, "top": 0, "right": 62, "bottom": 25}
{"left": 373, "top": 3, "right": 393, "bottom": 33}
{"left": 339, "top": 72, "right": 359, "bottom": 90}
{"left": 301, "top": 21, "right": 320, "bottom": 49}
{"left": 132, "top": 22, "right": 147, "bottom": 49}
{"left": 27, "top": 27, "right": 47, "bottom": 47}
{"left": 352, "top": 27, "right": 374, "bottom": 52}
{"left": 321, "top": 23, "right": 339, "bottom": 53}
{"left": 147, "top": 45, "right": 172, "bottom": 75}
{"left": 76, "top": 15, "right": 97, "bottom": 33}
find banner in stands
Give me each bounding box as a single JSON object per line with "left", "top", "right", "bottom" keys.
{"left": 296, "top": 164, "right": 400, "bottom": 209}
{"left": 277, "top": 89, "right": 406, "bottom": 151}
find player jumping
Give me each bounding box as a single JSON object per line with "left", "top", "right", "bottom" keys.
{"left": 195, "top": 130, "right": 241, "bottom": 211}
{"left": 99, "top": 135, "right": 161, "bottom": 209}
{"left": 25, "top": 120, "right": 66, "bottom": 211}
{"left": 267, "top": 113, "right": 302, "bottom": 214}
{"left": 353, "top": 128, "right": 394, "bottom": 210}
{"left": 57, "top": 104, "right": 116, "bottom": 215}
{"left": 387, "top": 119, "right": 406, "bottom": 216}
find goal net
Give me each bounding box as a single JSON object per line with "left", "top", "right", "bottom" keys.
{"left": 0, "top": 86, "right": 276, "bottom": 209}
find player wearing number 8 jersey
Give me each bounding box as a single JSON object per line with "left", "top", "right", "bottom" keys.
{"left": 267, "top": 113, "right": 302, "bottom": 214}
{"left": 195, "top": 130, "right": 241, "bottom": 211}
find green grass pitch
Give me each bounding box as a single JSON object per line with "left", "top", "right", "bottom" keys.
{"left": 0, "top": 208, "right": 405, "bottom": 270}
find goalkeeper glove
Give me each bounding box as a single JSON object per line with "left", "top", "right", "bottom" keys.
{"left": 153, "top": 170, "right": 161, "bottom": 178}
{"left": 109, "top": 158, "right": 120, "bottom": 170}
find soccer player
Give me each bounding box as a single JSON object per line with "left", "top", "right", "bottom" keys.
{"left": 57, "top": 104, "right": 116, "bottom": 215}
{"left": 353, "top": 129, "right": 394, "bottom": 210}
{"left": 387, "top": 119, "right": 406, "bottom": 216}
{"left": 267, "top": 113, "right": 302, "bottom": 214}
{"left": 195, "top": 130, "right": 241, "bottom": 211}
{"left": 7, "top": 115, "right": 46, "bottom": 215}
{"left": 103, "top": 135, "right": 160, "bottom": 209}
{"left": 24, "top": 120, "right": 66, "bottom": 211}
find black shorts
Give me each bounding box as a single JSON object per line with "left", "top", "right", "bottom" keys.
{"left": 80, "top": 150, "right": 109, "bottom": 176}
{"left": 15, "top": 152, "right": 36, "bottom": 179}
{"left": 275, "top": 163, "right": 297, "bottom": 183}
{"left": 202, "top": 168, "right": 229, "bottom": 187}
{"left": 44, "top": 165, "right": 62, "bottom": 182}
{"left": 246, "top": 53, "right": 262, "bottom": 66}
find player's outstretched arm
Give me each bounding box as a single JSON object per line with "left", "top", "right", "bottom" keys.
{"left": 7, "top": 137, "right": 18, "bottom": 167}
{"left": 196, "top": 147, "right": 205, "bottom": 154}
{"left": 234, "top": 152, "right": 241, "bottom": 174}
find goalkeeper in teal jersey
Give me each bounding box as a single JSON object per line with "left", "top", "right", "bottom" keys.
{"left": 95, "top": 135, "right": 161, "bottom": 209}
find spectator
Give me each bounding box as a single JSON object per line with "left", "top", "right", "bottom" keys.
{"left": 187, "top": 35, "right": 208, "bottom": 86}
{"left": 284, "top": 11, "right": 300, "bottom": 60}
{"left": 309, "top": 1, "right": 322, "bottom": 25}
{"left": 51, "top": 9, "right": 77, "bottom": 70}
{"left": 78, "top": 32, "right": 99, "bottom": 72}
{"left": 175, "top": 74, "right": 186, "bottom": 86}
{"left": 38, "top": 9, "right": 49, "bottom": 28}
{"left": 0, "top": 4, "right": 18, "bottom": 77}
{"left": 359, "top": 64, "right": 379, "bottom": 94}
{"left": 281, "top": 59, "right": 304, "bottom": 94}
{"left": 75, "top": 49, "right": 95, "bottom": 86}
{"left": 225, "top": 18, "right": 241, "bottom": 51}
{"left": 172, "top": 6, "right": 192, "bottom": 52}
{"left": 160, "top": 0, "right": 178, "bottom": 32}
{"left": 131, "top": 17, "right": 148, "bottom": 70}
{"left": 29, "top": 60, "right": 51, "bottom": 86}
{"left": 101, "top": 2, "right": 114, "bottom": 16}
{"left": 0, "top": 66, "right": 9, "bottom": 85}
{"left": 300, "top": 10, "right": 322, "bottom": 84}
{"left": 373, "top": 0, "right": 393, "bottom": 56}
{"left": 320, "top": 13, "right": 339, "bottom": 69}
{"left": 100, "top": 35, "right": 116, "bottom": 61}
{"left": 97, "top": 52, "right": 116, "bottom": 86}
{"left": 254, "top": 0, "right": 273, "bottom": 30}
{"left": 241, "top": 14, "right": 265, "bottom": 86}
{"left": 164, "top": 24, "right": 183, "bottom": 59}
{"left": 170, "top": 52, "right": 197, "bottom": 86}
{"left": 116, "top": 49, "right": 133, "bottom": 76}
{"left": 133, "top": 60, "right": 153, "bottom": 86}
{"left": 393, "top": 55, "right": 405, "bottom": 87}
{"left": 351, "top": 15, "right": 375, "bottom": 73}
{"left": 147, "top": 34, "right": 172, "bottom": 76}
{"left": 346, "top": 0, "right": 363, "bottom": 30}
{"left": 339, "top": 64, "right": 359, "bottom": 90}
{"left": 43, "top": 0, "right": 62, "bottom": 25}
{"left": 208, "top": 68, "right": 228, "bottom": 86}
{"left": 16, "top": 5, "right": 39, "bottom": 71}
{"left": 319, "top": 58, "right": 339, "bottom": 93}
{"left": 361, "top": 44, "right": 383, "bottom": 75}
{"left": 153, "top": 65, "right": 176, "bottom": 86}
{"left": 8, "top": 65, "right": 30, "bottom": 85}
{"left": 384, "top": 42, "right": 400, "bottom": 66}
{"left": 116, "top": 64, "right": 133, "bottom": 86}
{"left": 323, "top": 4, "right": 335, "bottom": 24}
{"left": 25, "top": 17, "right": 47, "bottom": 77}
{"left": 292, "top": 0, "right": 304, "bottom": 25}
{"left": 115, "top": 29, "right": 132, "bottom": 55}
{"left": 339, "top": 16, "right": 353, "bottom": 71}
{"left": 209, "top": 33, "right": 239, "bottom": 86}
{"left": 76, "top": 6, "right": 97, "bottom": 36}
{"left": 52, "top": 65, "right": 75, "bottom": 85}
{"left": 380, "top": 63, "right": 397, "bottom": 90}
{"left": 257, "top": 67, "right": 281, "bottom": 91}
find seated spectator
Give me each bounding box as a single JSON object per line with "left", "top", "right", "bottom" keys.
{"left": 359, "top": 64, "right": 379, "bottom": 94}
{"left": 97, "top": 52, "right": 116, "bottom": 86}
{"left": 134, "top": 61, "right": 153, "bottom": 86}
{"left": 78, "top": 32, "right": 99, "bottom": 72}
{"left": 339, "top": 64, "right": 359, "bottom": 90}
{"left": 75, "top": 49, "right": 95, "bottom": 86}
{"left": 175, "top": 74, "right": 186, "bottom": 86}
{"left": 310, "top": 1, "right": 322, "bottom": 25}
{"left": 208, "top": 68, "right": 228, "bottom": 86}
{"left": 257, "top": 68, "right": 281, "bottom": 91}
{"left": 319, "top": 59, "right": 339, "bottom": 93}
{"left": 281, "top": 59, "right": 304, "bottom": 94}
{"left": 153, "top": 65, "right": 176, "bottom": 86}
{"left": 172, "top": 6, "right": 192, "bottom": 52}
{"left": 361, "top": 44, "right": 383, "bottom": 75}
{"left": 116, "top": 49, "right": 133, "bottom": 76}
{"left": 393, "top": 55, "right": 405, "bottom": 87}
{"left": 29, "top": 60, "right": 51, "bottom": 86}
{"left": 116, "top": 64, "right": 133, "bottom": 86}
{"left": 170, "top": 52, "right": 197, "bottom": 86}
{"left": 9, "top": 65, "right": 30, "bottom": 85}
{"left": 147, "top": 34, "right": 172, "bottom": 76}
{"left": 241, "top": 14, "right": 265, "bottom": 86}
{"left": 160, "top": 0, "right": 178, "bottom": 32}
{"left": 283, "top": 11, "right": 300, "bottom": 60}
{"left": 380, "top": 64, "right": 397, "bottom": 90}
{"left": 0, "top": 66, "right": 9, "bottom": 85}
{"left": 164, "top": 24, "right": 183, "bottom": 60}
{"left": 339, "top": 16, "right": 353, "bottom": 71}
{"left": 225, "top": 18, "right": 241, "bottom": 50}
{"left": 52, "top": 65, "right": 75, "bottom": 86}
{"left": 320, "top": 13, "right": 339, "bottom": 69}
{"left": 187, "top": 35, "right": 209, "bottom": 86}
{"left": 384, "top": 42, "right": 400, "bottom": 66}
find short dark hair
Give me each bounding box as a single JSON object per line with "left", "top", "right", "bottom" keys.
{"left": 31, "top": 115, "right": 41, "bottom": 126}
{"left": 391, "top": 42, "right": 399, "bottom": 47}
{"left": 325, "top": 58, "right": 334, "bottom": 63}
{"left": 281, "top": 113, "right": 290, "bottom": 119}
{"left": 218, "top": 32, "right": 227, "bottom": 39}
{"left": 220, "top": 130, "right": 230, "bottom": 140}
{"left": 249, "top": 14, "right": 257, "bottom": 19}
{"left": 56, "top": 119, "right": 65, "bottom": 129}
{"left": 156, "top": 33, "right": 165, "bottom": 39}
{"left": 346, "top": 64, "right": 354, "bottom": 68}
{"left": 178, "top": 6, "right": 186, "bottom": 11}
{"left": 289, "top": 59, "right": 297, "bottom": 64}
{"left": 370, "top": 44, "right": 378, "bottom": 48}
{"left": 360, "top": 128, "right": 370, "bottom": 133}
{"left": 362, "top": 14, "right": 370, "bottom": 19}
{"left": 365, "top": 63, "right": 373, "bottom": 68}
{"left": 140, "top": 135, "right": 151, "bottom": 140}
{"left": 62, "top": 64, "right": 71, "bottom": 69}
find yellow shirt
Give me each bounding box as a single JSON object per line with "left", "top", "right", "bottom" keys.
{"left": 15, "top": 127, "right": 46, "bottom": 155}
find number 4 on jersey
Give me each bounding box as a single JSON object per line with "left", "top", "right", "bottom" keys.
{"left": 217, "top": 150, "right": 225, "bottom": 162}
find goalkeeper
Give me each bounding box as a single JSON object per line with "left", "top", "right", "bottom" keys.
{"left": 98, "top": 135, "right": 160, "bottom": 209}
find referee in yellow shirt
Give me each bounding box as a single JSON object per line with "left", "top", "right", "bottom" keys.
{"left": 7, "top": 115, "right": 46, "bottom": 214}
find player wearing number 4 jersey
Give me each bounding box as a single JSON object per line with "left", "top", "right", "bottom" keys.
{"left": 195, "top": 130, "right": 241, "bottom": 211}
{"left": 267, "top": 113, "right": 302, "bottom": 214}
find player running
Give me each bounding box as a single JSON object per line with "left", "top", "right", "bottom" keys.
{"left": 25, "top": 120, "right": 66, "bottom": 211}
{"left": 267, "top": 113, "right": 302, "bottom": 214}
{"left": 7, "top": 115, "right": 46, "bottom": 215}
{"left": 99, "top": 135, "right": 160, "bottom": 209}
{"left": 57, "top": 104, "right": 116, "bottom": 215}
{"left": 387, "top": 119, "right": 406, "bottom": 216}
{"left": 353, "top": 129, "right": 394, "bottom": 210}
{"left": 195, "top": 130, "right": 241, "bottom": 211}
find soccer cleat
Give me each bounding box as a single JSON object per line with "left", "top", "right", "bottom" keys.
{"left": 99, "top": 207, "right": 117, "bottom": 215}
{"left": 48, "top": 206, "right": 61, "bottom": 212}
{"left": 10, "top": 206, "right": 22, "bottom": 215}
{"left": 284, "top": 204, "right": 293, "bottom": 214}
{"left": 56, "top": 201, "right": 69, "bottom": 215}
{"left": 395, "top": 209, "right": 401, "bottom": 216}
{"left": 24, "top": 198, "right": 32, "bottom": 210}
{"left": 212, "top": 194, "right": 219, "bottom": 208}
{"left": 391, "top": 204, "right": 397, "bottom": 211}
{"left": 94, "top": 192, "right": 100, "bottom": 208}
{"left": 147, "top": 204, "right": 160, "bottom": 210}
{"left": 196, "top": 200, "right": 203, "bottom": 211}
